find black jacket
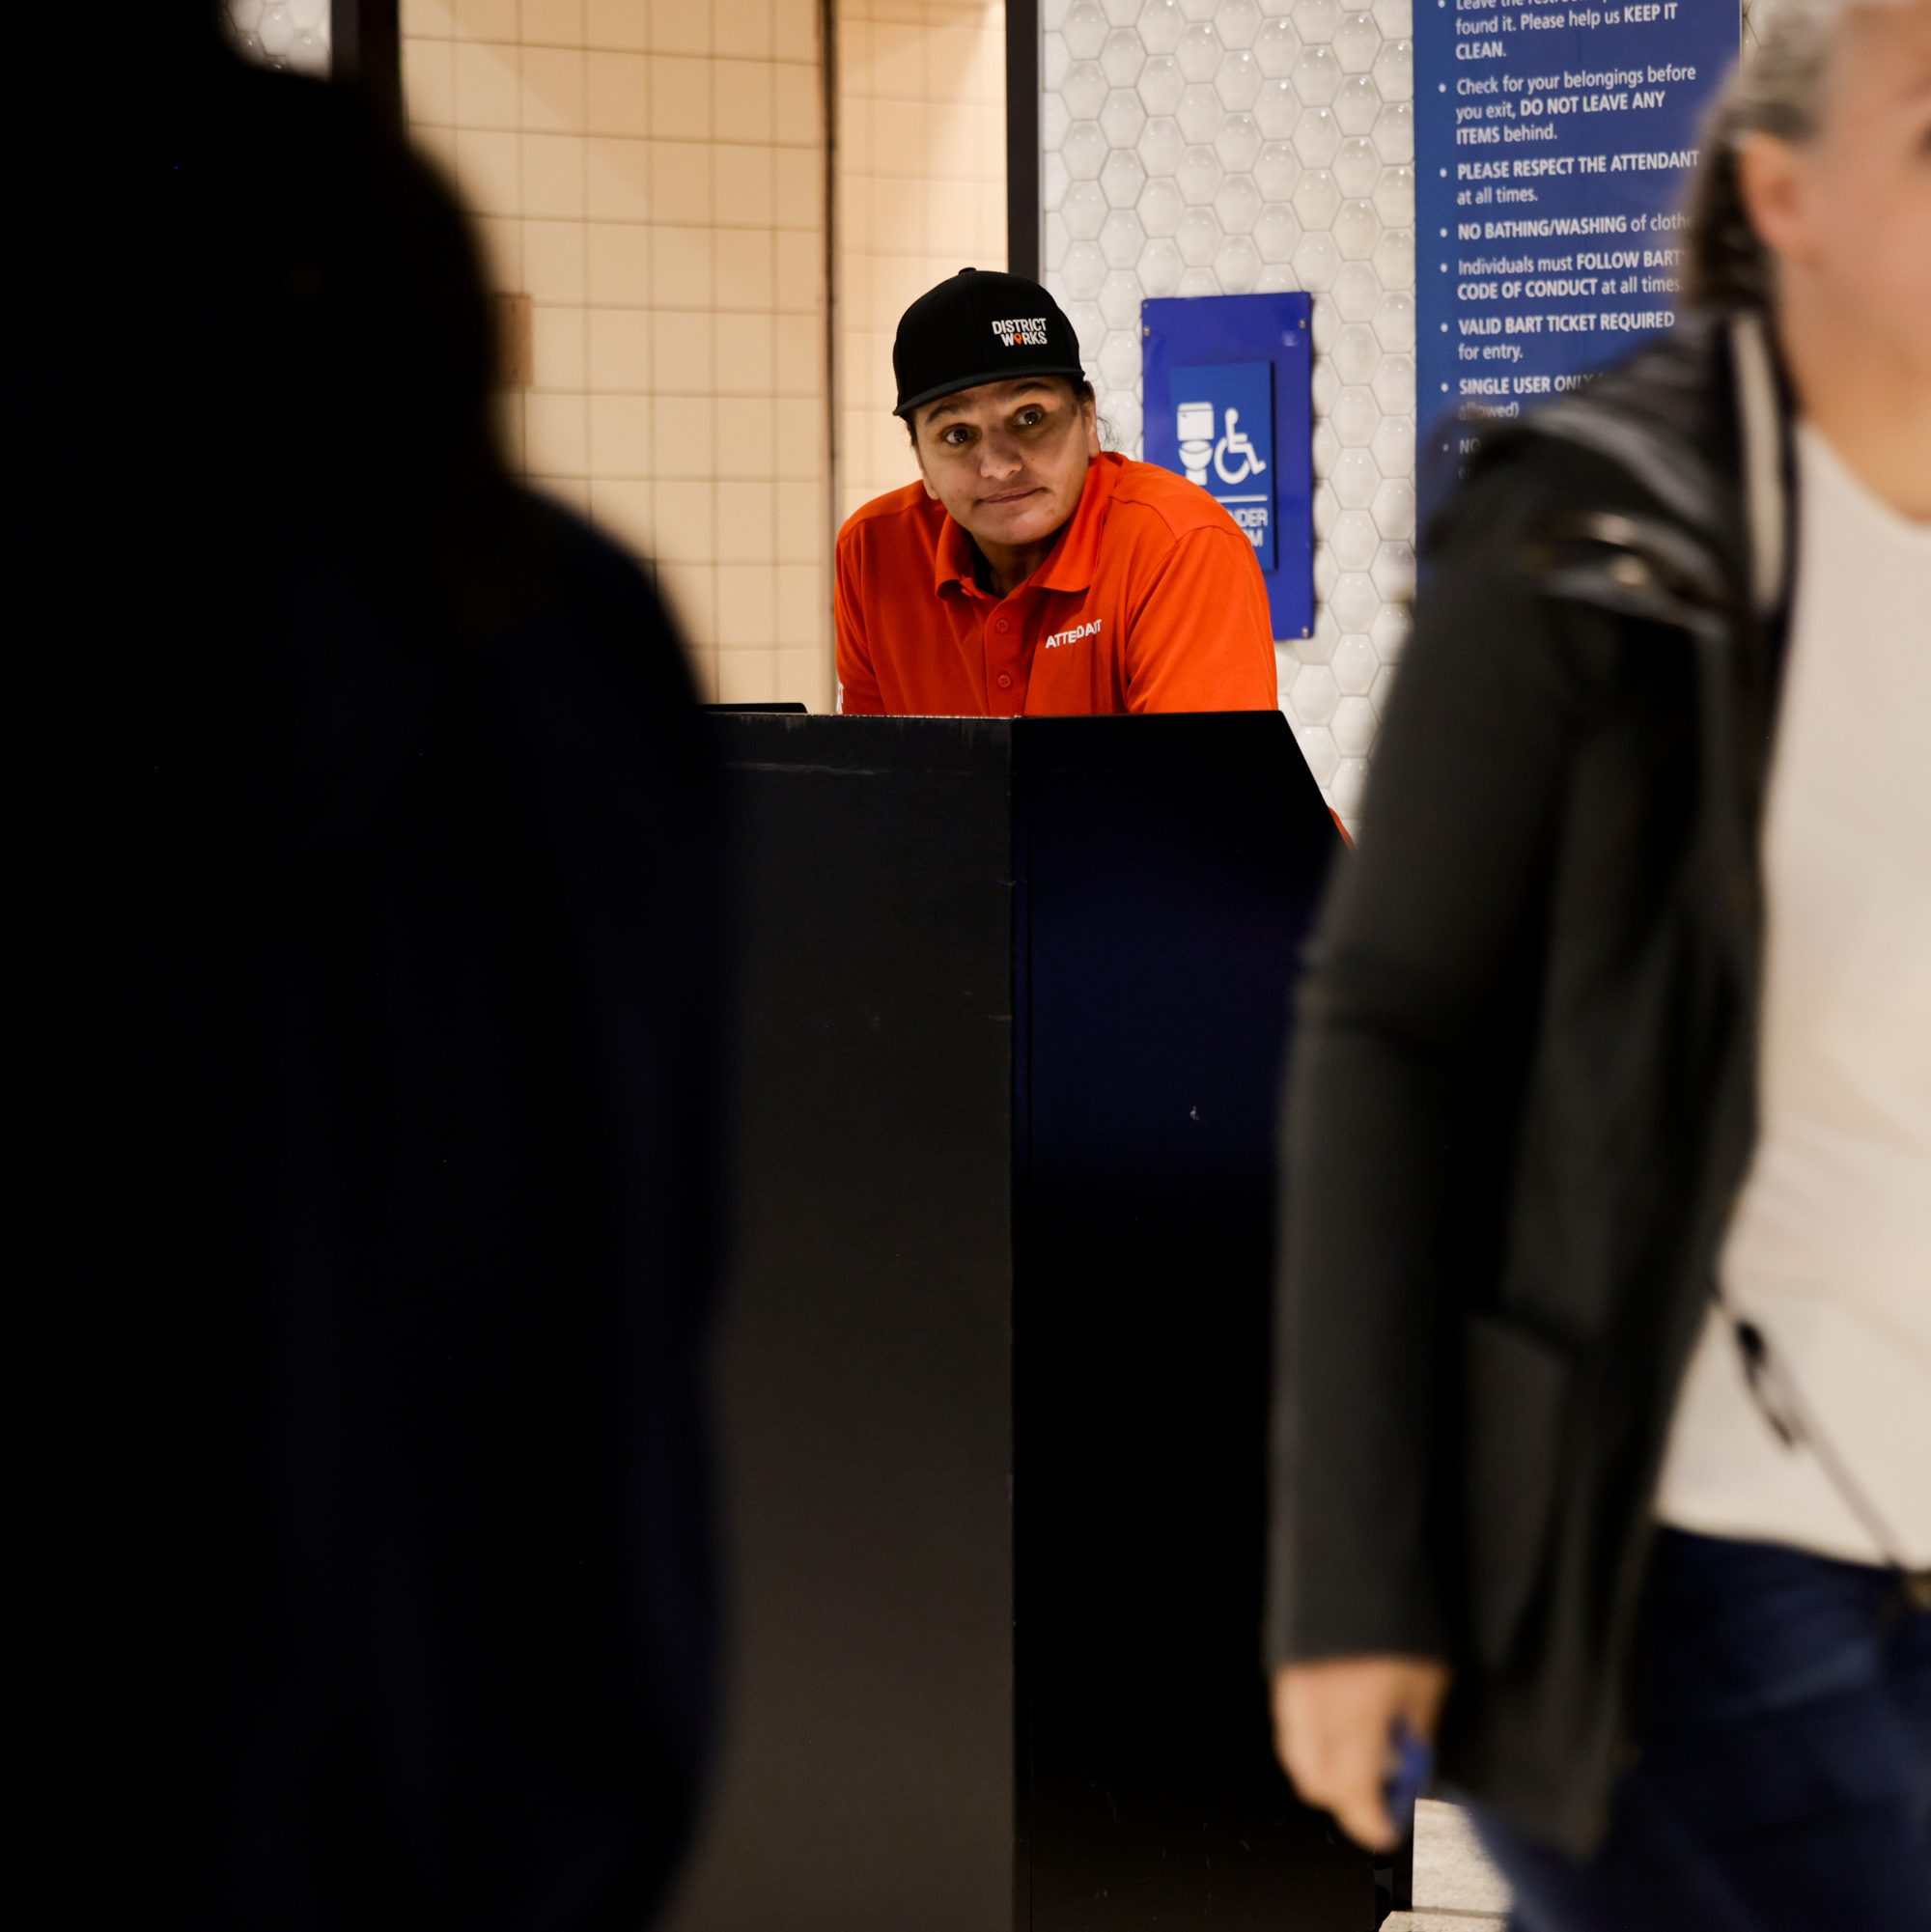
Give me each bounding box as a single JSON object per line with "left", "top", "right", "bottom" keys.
{"left": 1266, "top": 314, "right": 1792, "bottom": 1855}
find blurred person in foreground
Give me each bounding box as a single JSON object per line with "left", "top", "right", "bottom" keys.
{"left": 15, "top": 12, "right": 729, "bottom": 1927}
{"left": 1265, "top": 2, "right": 1931, "bottom": 1927}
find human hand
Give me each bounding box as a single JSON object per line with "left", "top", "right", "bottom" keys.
{"left": 1271, "top": 1654, "right": 1452, "bottom": 1852}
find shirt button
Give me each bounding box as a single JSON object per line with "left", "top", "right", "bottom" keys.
{"left": 997, "top": 672, "right": 1013, "bottom": 688}
{"left": 996, "top": 619, "right": 1010, "bottom": 633}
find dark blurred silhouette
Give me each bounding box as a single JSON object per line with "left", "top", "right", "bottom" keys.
{"left": 16, "top": 13, "right": 729, "bottom": 1927}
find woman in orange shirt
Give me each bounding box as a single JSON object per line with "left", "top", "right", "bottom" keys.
{"left": 835, "top": 269, "right": 1280, "bottom": 718}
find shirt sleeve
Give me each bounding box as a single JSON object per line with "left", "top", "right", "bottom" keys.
{"left": 833, "top": 524, "right": 884, "bottom": 715}
{"left": 1122, "top": 524, "right": 1279, "bottom": 714}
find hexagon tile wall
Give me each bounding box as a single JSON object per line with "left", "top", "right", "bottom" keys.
{"left": 1040, "top": 0, "right": 1417, "bottom": 825}
{"left": 228, "top": 0, "right": 331, "bottom": 73}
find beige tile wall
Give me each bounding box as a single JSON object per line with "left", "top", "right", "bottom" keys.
{"left": 403, "top": 0, "right": 832, "bottom": 709}
{"left": 834, "top": 0, "right": 1007, "bottom": 524}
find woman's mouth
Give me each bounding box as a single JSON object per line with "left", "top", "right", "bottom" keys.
{"left": 981, "top": 486, "right": 1043, "bottom": 505}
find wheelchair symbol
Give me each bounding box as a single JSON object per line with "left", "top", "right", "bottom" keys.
{"left": 1213, "top": 407, "right": 1267, "bottom": 487}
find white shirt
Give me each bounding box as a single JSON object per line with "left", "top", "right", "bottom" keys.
{"left": 1655, "top": 423, "right": 1931, "bottom": 1566}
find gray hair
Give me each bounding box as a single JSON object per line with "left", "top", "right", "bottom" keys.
{"left": 1685, "top": 0, "right": 1910, "bottom": 309}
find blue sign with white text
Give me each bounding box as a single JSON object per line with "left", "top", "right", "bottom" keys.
{"left": 1414, "top": 0, "right": 1739, "bottom": 525}
{"left": 1143, "top": 294, "right": 1314, "bottom": 640}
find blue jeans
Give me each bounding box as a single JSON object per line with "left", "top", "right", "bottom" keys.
{"left": 1475, "top": 1528, "right": 1931, "bottom": 1932}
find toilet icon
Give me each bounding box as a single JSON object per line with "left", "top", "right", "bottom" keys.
{"left": 1175, "top": 401, "right": 1215, "bottom": 486}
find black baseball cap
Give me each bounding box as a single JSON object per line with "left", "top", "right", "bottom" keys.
{"left": 892, "top": 267, "right": 1088, "bottom": 420}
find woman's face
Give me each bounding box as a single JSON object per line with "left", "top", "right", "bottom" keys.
{"left": 913, "top": 378, "right": 1102, "bottom": 558}
{"left": 1746, "top": 0, "right": 1931, "bottom": 384}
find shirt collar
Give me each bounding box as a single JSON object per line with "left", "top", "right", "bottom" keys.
{"left": 932, "top": 453, "right": 1124, "bottom": 599}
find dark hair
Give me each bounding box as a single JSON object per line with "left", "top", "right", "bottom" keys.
{"left": 905, "top": 375, "right": 1099, "bottom": 445}
{"left": 1684, "top": 0, "right": 1905, "bottom": 310}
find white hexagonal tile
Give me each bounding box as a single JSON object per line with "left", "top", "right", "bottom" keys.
{"left": 1254, "top": 77, "right": 1300, "bottom": 140}
{"left": 1310, "top": 294, "right": 1341, "bottom": 351}
{"left": 1310, "top": 356, "right": 1340, "bottom": 412}
{"left": 1292, "top": 229, "right": 1341, "bottom": 291}
{"left": 1332, "top": 74, "right": 1381, "bottom": 139}
{"left": 1176, "top": 21, "right": 1223, "bottom": 81}
{"left": 1101, "top": 26, "right": 1147, "bottom": 87}
{"left": 1296, "top": 723, "right": 1341, "bottom": 786}
{"left": 1371, "top": 222, "right": 1413, "bottom": 289}
{"left": 1292, "top": 661, "right": 1340, "bottom": 724}
{"left": 1334, "top": 197, "right": 1380, "bottom": 259}
{"left": 1302, "top": 604, "right": 1342, "bottom": 664}
{"left": 1139, "top": 114, "right": 1186, "bottom": 176}
{"left": 1103, "top": 87, "right": 1149, "bottom": 148}
{"left": 1372, "top": 540, "right": 1415, "bottom": 600}
{"left": 1100, "top": 266, "right": 1144, "bottom": 329}
{"left": 1331, "top": 630, "right": 1379, "bottom": 691}
{"left": 1329, "top": 322, "right": 1377, "bottom": 385}
{"left": 1100, "top": 328, "right": 1142, "bottom": 387}
{"left": 1329, "top": 507, "right": 1377, "bottom": 573}
{"left": 1329, "top": 573, "right": 1379, "bottom": 634}
{"left": 1372, "top": 36, "right": 1413, "bottom": 100}
{"left": 1177, "top": 144, "right": 1222, "bottom": 204}
{"left": 1312, "top": 479, "right": 1340, "bottom": 537}
{"left": 1292, "top": 0, "right": 1342, "bottom": 42}
{"left": 1330, "top": 445, "right": 1379, "bottom": 507}
{"left": 1138, "top": 234, "right": 1186, "bottom": 294}
{"left": 1217, "top": 48, "right": 1263, "bottom": 109}
{"left": 1065, "top": 60, "right": 1108, "bottom": 120}
{"left": 1369, "top": 661, "right": 1400, "bottom": 714}
{"left": 1372, "top": 161, "right": 1414, "bottom": 225}
{"left": 1291, "top": 44, "right": 1342, "bottom": 104}
{"left": 1046, "top": 0, "right": 1072, "bottom": 30}
{"left": 1044, "top": 92, "right": 1072, "bottom": 150}
{"left": 1216, "top": 112, "right": 1264, "bottom": 173}
{"left": 1373, "top": 289, "right": 1415, "bottom": 352}
{"left": 1333, "top": 135, "right": 1380, "bottom": 198}
{"left": 1333, "top": 10, "right": 1380, "bottom": 72}
{"left": 1312, "top": 418, "right": 1340, "bottom": 475}
{"left": 1216, "top": 234, "right": 1263, "bottom": 291}
{"left": 1046, "top": 210, "right": 1071, "bottom": 271}
{"left": 1102, "top": 0, "right": 1143, "bottom": 22}
{"left": 1369, "top": 413, "right": 1413, "bottom": 477}
{"left": 1254, "top": 202, "right": 1301, "bottom": 263}
{"left": 1061, "top": 239, "right": 1108, "bottom": 300}
{"left": 1219, "top": 0, "right": 1265, "bottom": 47}
{"left": 1137, "top": 55, "right": 1185, "bottom": 117}
{"left": 1137, "top": 174, "right": 1185, "bottom": 235}
{"left": 1373, "top": 0, "right": 1412, "bottom": 34}
{"left": 1137, "top": 0, "right": 1186, "bottom": 53}
{"left": 1332, "top": 383, "right": 1379, "bottom": 445}
{"left": 1177, "top": 265, "right": 1222, "bottom": 294}
{"left": 1176, "top": 205, "right": 1223, "bottom": 265}
{"left": 1215, "top": 174, "right": 1263, "bottom": 233}
{"left": 1329, "top": 690, "right": 1377, "bottom": 753}
{"left": 1104, "top": 386, "right": 1144, "bottom": 451}
{"left": 1064, "top": 121, "right": 1109, "bottom": 180}
{"left": 1255, "top": 16, "right": 1301, "bottom": 76}
{"left": 1061, "top": 180, "right": 1108, "bottom": 241}
{"left": 1100, "top": 209, "right": 1146, "bottom": 267}
{"left": 1064, "top": 0, "right": 1110, "bottom": 61}
{"left": 1254, "top": 262, "right": 1301, "bottom": 294}
{"left": 1176, "top": 81, "right": 1224, "bottom": 142}
{"left": 1372, "top": 97, "right": 1413, "bottom": 162}
{"left": 1044, "top": 150, "right": 1071, "bottom": 211}
{"left": 1256, "top": 138, "right": 1301, "bottom": 200}
{"left": 1044, "top": 30, "right": 1073, "bottom": 94}
{"left": 1292, "top": 104, "right": 1342, "bottom": 166}
{"left": 1332, "top": 259, "right": 1381, "bottom": 321}
{"left": 1370, "top": 600, "right": 1410, "bottom": 658}
{"left": 1065, "top": 297, "right": 1107, "bottom": 357}
{"left": 1370, "top": 475, "right": 1415, "bottom": 540}
{"left": 1329, "top": 754, "right": 1369, "bottom": 818}
{"left": 1371, "top": 352, "right": 1414, "bottom": 414}
{"left": 1100, "top": 147, "right": 1148, "bottom": 207}
{"left": 1291, "top": 167, "right": 1341, "bottom": 229}
{"left": 1179, "top": 0, "right": 1221, "bottom": 18}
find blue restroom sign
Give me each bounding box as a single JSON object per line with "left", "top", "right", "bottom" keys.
{"left": 1143, "top": 294, "right": 1315, "bottom": 639}
{"left": 1169, "top": 362, "right": 1276, "bottom": 571}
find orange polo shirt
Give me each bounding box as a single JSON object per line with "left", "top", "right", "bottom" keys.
{"left": 834, "top": 452, "right": 1279, "bottom": 717}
